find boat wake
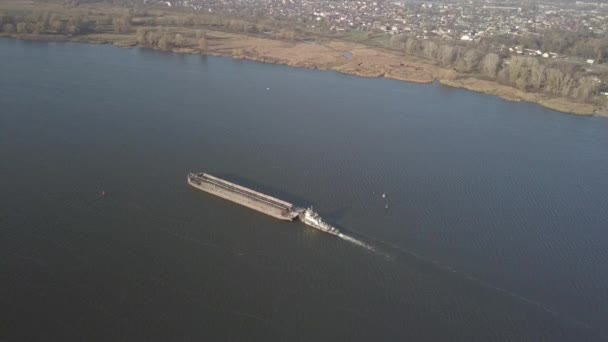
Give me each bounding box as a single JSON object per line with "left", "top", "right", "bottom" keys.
{"left": 337, "top": 233, "right": 376, "bottom": 251}
{"left": 368, "top": 239, "right": 597, "bottom": 334}
{"left": 336, "top": 232, "right": 393, "bottom": 259}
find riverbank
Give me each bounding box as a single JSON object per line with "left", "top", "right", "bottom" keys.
{"left": 0, "top": 28, "right": 599, "bottom": 116}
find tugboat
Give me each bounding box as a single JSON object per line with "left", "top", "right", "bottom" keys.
{"left": 298, "top": 207, "right": 340, "bottom": 236}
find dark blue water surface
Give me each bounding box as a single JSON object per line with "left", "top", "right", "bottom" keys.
{"left": 1, "top": 38, "right": 608, "bottom": 341}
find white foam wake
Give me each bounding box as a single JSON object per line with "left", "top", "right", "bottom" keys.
{"left": 338, "top": 233, "right": 376, "bottom": 252}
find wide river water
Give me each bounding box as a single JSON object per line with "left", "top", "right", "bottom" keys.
{"left": 1, "top": 38, "right": 608, "bottom": 341}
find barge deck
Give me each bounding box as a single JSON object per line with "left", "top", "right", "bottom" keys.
{"left": 187, "top": 172, "right": 300, "bottom": 221}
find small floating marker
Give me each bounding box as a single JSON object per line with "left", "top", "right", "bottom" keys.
{"left": 385, "top": 204, "right": 389, "bottom": 209}
{"left": 382, "top": 193, "right": 386, "bottom": 198}
{"left": 100, "top": 190, "right": 107, "bottom": 197}
{"left": 266, "top": 87, "right": 270, "bottom": 90}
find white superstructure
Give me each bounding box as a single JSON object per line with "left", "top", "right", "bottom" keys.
{"left": 299, "top": 207, "right": 340, "bottom": 236}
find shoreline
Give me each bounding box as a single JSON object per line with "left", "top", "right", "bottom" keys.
{"left": 1, "top": 32, "right": 599, "bottom": 116}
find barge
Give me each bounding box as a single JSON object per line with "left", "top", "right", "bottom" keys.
{"left": 187, "top": 172, "right": 300, "bottom": 221}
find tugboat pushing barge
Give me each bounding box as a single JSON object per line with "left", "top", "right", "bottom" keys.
{"left": 299, "top": 207, "right": 340, "bottom": 235}
{"left": 187, "top": 172, "right": 340, "bottom": 236}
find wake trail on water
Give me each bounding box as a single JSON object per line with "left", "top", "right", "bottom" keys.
{"left": 337, "top": 233, "right": 376, "bottom": 251}
{"left": 336, "top": 232, "right": 393, "bottom": 259}
{"left": 362, "top": 237, "right": 597, "bottom": 334}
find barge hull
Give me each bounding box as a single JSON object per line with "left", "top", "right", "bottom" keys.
{"left": 188, "top": 173, "right": 299, "bottom": 221}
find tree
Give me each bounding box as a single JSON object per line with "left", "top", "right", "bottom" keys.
{"left": 182, "top": 15, "right": 195, "bottom": 26}
{"left": 50, "top": 17, "right": 65, "bottom": 34}
{"left": 136, "top": 27, "right": 148, "bottom": 46}
{"left": 388, "top": 34, "right": 405, "bottom": 50}
{"left": 438, "top": 45, "right": 457, "bottom": 67}
{"left": 456, "top": 49, "right": 482, "bottom": 73}
{"left": 96, "top": 14, "right": 112, "bottom": 27}
{"left": 501, "top": 57, "right": 527, "bottom": 84}
{"left": 0, "top": 11, "right": 7, "bottom": 28}
{"left": 545, "top": 68, "right": 574, "bottom": 97}
{"left": 112, "top": 13, "right": 131, "bottom": 34}
{"left": 420, "top": 40, "right": 438, "bottom": 59}
{"left": 16, "top": 22, "right": 29, "bottom": 34}
{"left": 575, "top": 76, "right": 600, "bottom": 101}
{"left": 32, "top": 11, "right": 50, "bottom": 34}
{"left": 198, "top": 37, "right": 207, "bottom": 51}
{"left": 277, "top": 29, "right": 295, "bottom": 41}
{"left": 228, "top": 20, "right": 246, "bottom": 32}
{"left": 174, "top": 33, "right": 184, "bottom": 47}
{"left": 480, "top": 53, "right": 501, "bottom": 78}
{"left": 247, "top": 24, "right": 259, "bottom": 34}
{"left": 158, "top": 33, "right": 173, "bottom": 50}
{"left": 529, "top": 59, "right": 546, "bottom": 91}
{"left": 136, "top": 28, "right": 164, "bottom": 48}
{"left": 404, "top": 38, "right": 418, "bottom": 54}
{"left": 2, "top": 23, "right": 15, "bottom": 34}
{"left": 66, "top": 13, "right": 84, "bottom": 35}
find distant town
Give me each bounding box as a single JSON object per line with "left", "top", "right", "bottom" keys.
{"left": 147, "top": 0, "right": 608, "bottom": 63}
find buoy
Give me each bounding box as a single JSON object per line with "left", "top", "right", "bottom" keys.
{"left": 382, "top": 193, "right": 386, "bottom": 198}
{"left": 101, "top": 190, "right": 107, "bottom": 197}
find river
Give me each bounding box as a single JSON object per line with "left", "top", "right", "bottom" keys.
{"left": 1, "top": 38, "right": 608, "bottom": 341}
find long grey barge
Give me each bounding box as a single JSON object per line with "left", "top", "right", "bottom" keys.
{"left": 187, "top": 172, "right": 300, "bottom": 221}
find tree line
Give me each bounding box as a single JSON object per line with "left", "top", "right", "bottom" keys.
{"left": 135, "top": 27, "right": 207, "bottom": 51}
{"left": 388, "top": 35, "right": 603, "bottom": 103}
{"left": 0, "top": 10, "right": 131, "bottom": 35}
{"left": 0, "top": 9, "right": 299, "bottom": 42}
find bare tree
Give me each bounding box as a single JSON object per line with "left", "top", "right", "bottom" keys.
{"left": 174, "top": 33, "right": 185, "bottom": 46}
{"left": 32, "top": 11, "right": 50, "bottom": 33}
{"left": 438, "top": 45, "right": 457, "bottom": 67}
{"left": 480, "top": 53, "right": 501, "bottom": 78}
{"left": 112, "top": 13, "right": 131, "bottom": 34}
{"left": 2, "top": 23, "right": 15, "bottom": 34}
{"left": 16, "top": 22, "right": 29, "bottom": 34}
{"left": 198, "top": 37, "right": 207, "bottom": 51}
{"left": 158, "top": 33, "right": 173, "bottom": 50}
{"left": 96, "top": 14, "right": 112, "bottom": 27}
{"left": 529, "top": 59, "right": 546, "bottom": 91}
{"left": 51, "top": 19, "right": 65, "bottom": 34}
{"left": 388, "top": 34, "right": 405, "bottom": 50}
{"left": 575, "top": 76, "right": 600, "bottom": 101}
{"left": 545, "top": 68, "right": 574, "bottom": 97}
{"left": 504, "top": 57, "right": 528, "bottom": 84}
{"left": 456, "top": 49, "right": 482, "bottom": 73}
{"left": 66, "top": 13, "right": 84, "bottom": 35}
{"left": 228, "top": 20, "right": 246, "bottom": 32}
{"left": 404, "top": 38, "right": 417, "bottom": 55}
{"left": 136, "top": 27, "right": 148, "bottom": 46}
{"left": 149, "top": 31, "right": 161, "bottom": 47}
{"left": 420, "top": 40, "right": 438, "bottom": 59}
